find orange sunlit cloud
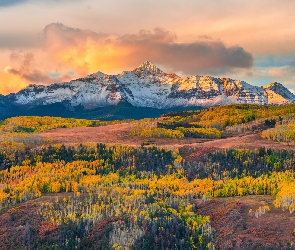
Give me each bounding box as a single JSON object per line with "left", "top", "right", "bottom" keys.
{"left": 40, "top": 23, "right": 253, "bottom": 76}
{"left": 0, "top": 0, "right": 294, "bottom": 94}
{"left": 44, "top": 23, "right": 252, "bottom": 73}
{"left": 0, "top": 23, "right": 254, "bottom": 95}
{"left": 0, "top": 66, "right": 30, "bottom": 94}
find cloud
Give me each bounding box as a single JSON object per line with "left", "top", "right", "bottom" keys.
{"left": 0, "top": 34, "right": 42, "bottom": 49}
{"left": 43, "top": 22, "right": 106, "bottom": 48}
{"left": 246, "top": 55, "right": 295, "bottom": 86}
{"left": 0, "top": 66, "right": 29, "bottom": 95}
{"left": 0, "top": 23, "right": 253, "bottom": 94}
{"left": 257, "top": 65, "right": 295, "bottom": 85}
{"left": 229, "top": 55, "right": 295, "bottom": 88}
{"left": 0, "top": 51, "right": 73, "bottom": 94}
{"left": 112, "top": 28, "right": 253, "bottom": 75}
{"left": 1, "top": 0, "right": 295, "bottom": 57}
{"left": 231, "top": 63, "right": 295, "bottom": 88}
{"left": 122, "top": 32, "right": 253, "bottom": 75}
{"left": 42, "top": 23, "right": 109, "bottom": 76}
{"left": 43, "top": 23, "right": 253, "bottom": 75}
{"left": 7, "top": 51, "right": 73, "bottom": 85}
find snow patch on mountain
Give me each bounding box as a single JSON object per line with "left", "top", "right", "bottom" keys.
{"left": 263, "top": 82, "right": 295, "bottom": 104}
{"left": 7, "top": 61, "right": 295, "bottom": 110}
{"left": 14, "top": 72, "right": 122, "bottom": 109}
{"left": 265, "top": 89, "right": 292, "bottom": 105}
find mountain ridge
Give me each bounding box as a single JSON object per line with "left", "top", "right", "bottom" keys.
{"left": 0, "top": 61, "right": 294, "bottom": 119}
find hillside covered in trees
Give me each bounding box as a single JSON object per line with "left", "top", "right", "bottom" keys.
{"left": 1, "top": 105, "right": 295, "bottom": 249}
{"left": 129, "top": 104, "right": 295, "bottom": 141}
{"left": 0, "top": 143, "right": 295, "bottom": 249}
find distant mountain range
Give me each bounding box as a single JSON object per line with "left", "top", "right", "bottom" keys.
{"left": 1, "top": 61, "right": 294, "bottom": 120}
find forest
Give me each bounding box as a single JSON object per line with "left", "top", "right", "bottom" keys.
{"left": 1, "top": 143, "right": 295, "bottom": 249}
{"left": 1, "top": 105, "right": 295, "bottom": 249}
{"left": 0, "top": 116, "right": 133, "bottom": 134}
{"left": 131, "top": 104, "right": 295, "bottom": 140}
{"left": 262, "top": 118, "right": 295, "bottom": 143}
{"left": 0, "top": 144, "right": 213, "bottom": 249}
{"left": 161, "top": 104, "right": 295, "bottom": 128}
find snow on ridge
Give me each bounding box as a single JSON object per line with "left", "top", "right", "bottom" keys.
{"left": 10, "top": 61, "right": 295, "bottom": 109}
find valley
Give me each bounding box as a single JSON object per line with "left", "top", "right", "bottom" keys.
{"left": 40, "top": 122, "right": 295, "bottom": 151}
{"left": 1, "top": 104, "right": 295, "bottom": 249}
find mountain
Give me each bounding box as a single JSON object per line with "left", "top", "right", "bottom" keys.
{"left": 263, "top": 82, "right": 295, "bottom": 105}
{"left": 0, "top": 61, "right": 294, "bottom": 119}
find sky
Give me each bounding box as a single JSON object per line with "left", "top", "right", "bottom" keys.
{"left": 0, "top": 0, "right": 294, "bottom": 94}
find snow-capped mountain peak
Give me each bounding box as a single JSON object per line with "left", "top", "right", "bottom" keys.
{"left": 2, "top": 61, "right": 295, "bottom": 114}
{"left": 263, "top": 82, "right": 295, "bottom": 105}
{"left": 135, "top": 61, "right": 163, "bottom": 75}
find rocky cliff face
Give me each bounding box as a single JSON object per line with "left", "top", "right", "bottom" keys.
{"left": 263, "top": 82, "right": 295, "bottom": 105}
{"left": 1, "top": 61, "right": 295, "bottom": 115}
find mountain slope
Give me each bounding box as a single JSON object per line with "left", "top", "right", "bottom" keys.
{"left": 263, "top": 82, "right": 295, "bottom": 105}
{"left": 0, "top": 61, "right": 294, "bottom": 119}
{"left": 12, "top": 72, "right": 122, "bottom": 109}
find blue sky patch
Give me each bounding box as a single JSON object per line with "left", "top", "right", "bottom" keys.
{"left": 49, "top": 72, "right": 61, "bottom": 78}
